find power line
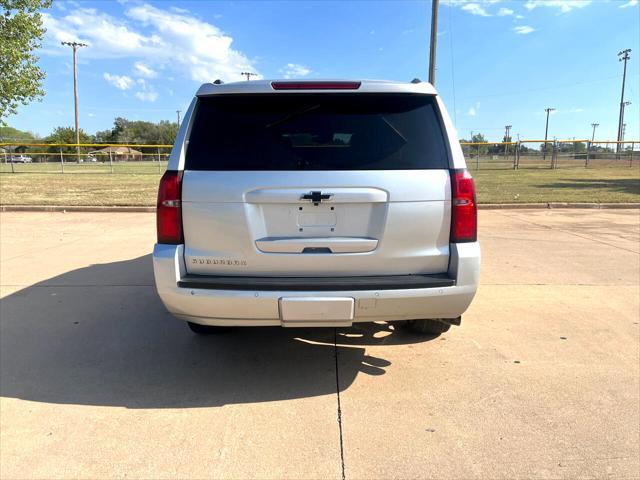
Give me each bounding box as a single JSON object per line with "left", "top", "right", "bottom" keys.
{"left": 448, "top": 3, "right": 457, "bottom": 124}
{"left": 455, "top": 73, "right": 637, "bottom": 100}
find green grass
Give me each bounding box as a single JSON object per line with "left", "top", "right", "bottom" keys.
{"left": 0, "top": 163, "right": 638, "bottom": 206}
{"left": 473, "top": 167, "right": 640, "bottom": 204}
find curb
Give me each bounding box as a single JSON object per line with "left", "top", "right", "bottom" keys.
{"left": 479, "top": 202, "right": 640, "bottom": 210}
{"left": 0, "top": 205, "right": 155, "bottom": 213}
{"left": 1, "top": 203, "right": 639, "bottom": 212}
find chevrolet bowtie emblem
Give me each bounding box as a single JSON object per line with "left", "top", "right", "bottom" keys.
{"left": 301, "top": 191, "right": 332, "bottom": 203}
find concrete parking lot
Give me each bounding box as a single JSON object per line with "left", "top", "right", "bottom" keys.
{"left": 1, "top": 210, "right": 638, "bottom": 479}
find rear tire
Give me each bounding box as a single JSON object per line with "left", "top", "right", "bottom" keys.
{"left": 187, "top": 322, "right": 231, "bottom": 335}
{"left": 406, "top": 319, "right": 451, "bottom": 335}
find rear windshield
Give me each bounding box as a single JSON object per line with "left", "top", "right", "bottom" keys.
{"left": 185, "top": 94, "right": 449, "bottom": 170}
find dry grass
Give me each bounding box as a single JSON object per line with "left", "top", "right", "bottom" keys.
{"left": 1, "top": 163, "right": 638, "bottom": 206}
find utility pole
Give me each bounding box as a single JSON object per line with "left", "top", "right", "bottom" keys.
{"left": 61, "top": 41, "right": 87, "bottom": 160}
{"left": 504, "top": 125, "right": 512, "bottom": 141}
{"left": 590, "top": 123, "right": 599, "bottom": 143}
{"left": 176, "top": 110, "right": 181, "bottom": 126}
{"left": 621, "top": 101, "right": 631, "bottom": 140}
{"left": 428, "top": 0, "right": 439, "bottom": 85}
{"left": 240, "top": 72, "right": 257, "bottom": 81}
{"left": 504, "top": 124, "right": 512, "bottom": 158}
{"left": 616, "top": 49, "right": 631, "bottom": 153}
{"left": 543, "top": 107, "right": 555, "bottom": 161}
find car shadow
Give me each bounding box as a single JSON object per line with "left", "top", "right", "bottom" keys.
{"left": 0, "top": 255, "right": 436, "bottom": 409}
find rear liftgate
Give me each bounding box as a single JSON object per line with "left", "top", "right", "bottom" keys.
{"left": 255, "top": 188, "right": 375, "bottom": 327}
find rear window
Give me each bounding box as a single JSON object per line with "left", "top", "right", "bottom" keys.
{"left": 185, "top": 94, "right": 449, "bottom": 170}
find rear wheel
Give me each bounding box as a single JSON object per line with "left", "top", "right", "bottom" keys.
{"left": 187, "top": 322, "right": 231, "bottom": 335}
{"left": 406, "top": 319, "right": 451, "bottom": 335}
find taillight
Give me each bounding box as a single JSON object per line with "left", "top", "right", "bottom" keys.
{"left": 450, "top": 169, "right": 477, "bottom": 243}
{"left": 157, "top": 170, "right": 183, "bottom": 244}
{"left": 271, "top": 81, "right": 361, "bottom": 90}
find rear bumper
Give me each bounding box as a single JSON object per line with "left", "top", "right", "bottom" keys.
{"left": 152, "top": 243, "right": 480, "bottom": 327}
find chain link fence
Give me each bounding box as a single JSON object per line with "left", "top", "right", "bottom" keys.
{"left": 0, "top": 143, "right": 173, "bottom": 174}
{"left": 460, "top": 140, "right": 638, "bottom": 170}
{"left": 1, "top": 140, "right": 638, "bottom": 174}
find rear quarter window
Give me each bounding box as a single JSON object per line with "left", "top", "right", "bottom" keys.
{"left": 185, "top": 93, "right": 449, "bottom": 171}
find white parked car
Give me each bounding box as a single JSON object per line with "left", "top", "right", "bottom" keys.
{"left": 9, "top": 155, "right": 32, "bottom": 163}
{"left": 153, "top": 79, "right": 480, "bottom": 335}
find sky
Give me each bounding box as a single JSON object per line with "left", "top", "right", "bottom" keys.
{"left": 7, "top": 0, "right": 640, "bottom": 142}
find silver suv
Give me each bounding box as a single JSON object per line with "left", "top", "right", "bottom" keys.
{"left": 153, "top": 79, "right": 480, "bottom": 335}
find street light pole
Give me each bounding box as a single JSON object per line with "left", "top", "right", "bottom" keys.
{"left": 61, "top": 41, "right": 87, "bottom": 159}
{"left": 428, "top": 0, "right": 439, "bottom": 85}
{"left": 543, "top": 107, "right": 555, "bottom": 162}
{"left": 616, "top": 49, "right": 631, "bottom": 153}
{"left": 176, "top": 110, "right": 181, "bottom": 126}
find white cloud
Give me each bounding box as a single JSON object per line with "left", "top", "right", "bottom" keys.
{"left": 103, "top": 73, "right": 135, "bottom": 90}
{"left": 513, "top": 25, "right": 535, "bottom": 34}
{"left": 125, "top": 4, "right": 259, "bottom": 82}
{"left": 133, "top": 61, "right": 156, "bottom": 78}
{"left": 43, "top": 8, "right": 156, "bottom": 56}
{"left": 461, "top": 3, "right": 491, "bottom": 16}
{"left": 132, "top": 77, "right": 158, "bottom": 102}
{"left": 467, "top": 102, "right": 480, "bottom": 116}
{"left": 443, "top": 0, "right": 502, "bottom": 5}
{"left": 42, "top": 4, "right": 259, "bottom": 83}
{"left": 135, "top": 91, "right": 158, "bottom": 102}
{"left": 280, "top": 63, "right": 312, "bottom": 79}
{"left": 619, "top": 0, "right": 638, "bottom": 8}
{"left": 443, "top": 1, "right": 529, "bottom": 17}
{"left": 524, "top": 1, "right": 591, "bottom": 13}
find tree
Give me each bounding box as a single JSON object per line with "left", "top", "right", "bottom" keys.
{"left": 0, "top": 125, "right": 36, "bottom": 141}
{"left": 0, "top": 0, "right": 52, "bottom": 124}
{"left": 470, "top": 133, "right": 489, "bottom": 155}
{"left": 471, "top": 133, "right": 487, "bottom": 144}
{"left": 96, "top": 117, "right": 178, "bottom": 146}
{"left": 0, "top": 125, "right": 36, "bottom": 157}
{"left": 45, "top": 126, "right": 94, "bottom": 159}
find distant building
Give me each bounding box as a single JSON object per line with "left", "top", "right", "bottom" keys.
{"left": 88, "top": 146, "right": 143, "bottom": 161}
